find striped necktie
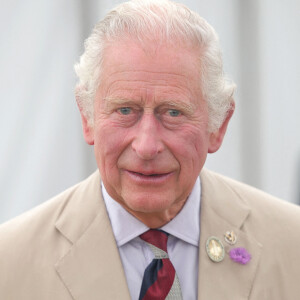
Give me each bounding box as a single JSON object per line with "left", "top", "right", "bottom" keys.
{"left": 139, "top": 229, "right": 182, "bottom": 300}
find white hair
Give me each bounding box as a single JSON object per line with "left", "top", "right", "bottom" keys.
{"left": 74, "top": 0, "right": 236, "bottom": 132}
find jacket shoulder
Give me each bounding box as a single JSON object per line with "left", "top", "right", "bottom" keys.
{"left": 202, "top": 168, "right": 300, "bottom": 226}
{"left": 1, "top": 170, "right": 100, "bottom": 227}
{"left": 0, "top": 172, "right": 96, "bottom": 237}
{"left": 0, "top": 171, "right": 101, "bottom": 298}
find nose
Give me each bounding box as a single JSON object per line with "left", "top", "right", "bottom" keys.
{"left": 131, "top": 113, "right": 164, "bottom": 160}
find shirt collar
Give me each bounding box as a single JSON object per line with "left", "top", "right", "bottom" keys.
{"left": 102, "top": 177, "right": 201, "bottom": 247}
{"left": 161, "top": 178, "right": 200, "bottom": 246}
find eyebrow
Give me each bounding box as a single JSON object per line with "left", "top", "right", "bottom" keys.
{"left": 102, "top": 97, "right": 196, "bottom": 115}
{"left": 103, "top": 97, "right": 139, "bottom": 106}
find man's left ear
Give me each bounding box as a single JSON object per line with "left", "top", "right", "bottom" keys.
{"left": 208, "top": 101, "right": 235, "bottom": 153}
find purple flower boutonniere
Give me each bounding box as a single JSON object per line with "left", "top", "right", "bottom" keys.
{"left": 229, "top": 247, "right": 251, "bottom": 265}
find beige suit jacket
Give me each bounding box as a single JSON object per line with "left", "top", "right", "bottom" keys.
{"left": 1, "top": 169, "right": 300, "bottom": 299}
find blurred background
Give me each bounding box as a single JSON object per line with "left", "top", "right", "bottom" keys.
{"left": 1, "top": 0, "right": 299, "bottom": 223}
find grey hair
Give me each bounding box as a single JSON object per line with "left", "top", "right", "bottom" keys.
{"left": 74, "top": 0, "right": 236, "bottom": 132}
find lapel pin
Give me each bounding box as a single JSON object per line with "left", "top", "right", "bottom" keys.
{"left": 229, "top": 247, "right": 251, "bottom": 265}
{"left": 224, "top": 230, "right": 237, "bottom": 245}
{"left": 206, "top": 236, "right": 225, "bottom": 263}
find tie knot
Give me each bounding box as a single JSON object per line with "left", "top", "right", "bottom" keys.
{"left": 140, "top": 229, "right": 169, "bottom": 253}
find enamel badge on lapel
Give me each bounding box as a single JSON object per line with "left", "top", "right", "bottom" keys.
{"left": 224, "top": 230, "right": 237, "bottom": 245}
{"left": 206, "top": 236, "right": 225, "bottom": 262}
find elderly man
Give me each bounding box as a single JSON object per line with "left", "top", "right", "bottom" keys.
{"left": 1, "top": 0, "right": 300, "bottom": 299}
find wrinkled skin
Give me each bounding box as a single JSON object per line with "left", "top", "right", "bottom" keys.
{"left": 79, "top": 40, "right": 233, "bottom": 228}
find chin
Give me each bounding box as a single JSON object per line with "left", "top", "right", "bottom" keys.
{"left": 125, "top": 196, "right": 174, "bottom": 214}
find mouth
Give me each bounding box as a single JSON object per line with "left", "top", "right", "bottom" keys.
{"left": 132, "top": 171, "right": 166, "bottom": 176}
{"left": 125, "top": 170, "right": 173, "bottom": 183}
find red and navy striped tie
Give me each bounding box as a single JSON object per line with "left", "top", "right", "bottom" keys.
{"left": 139, "top": 229, "right": 182, "bottom": 300}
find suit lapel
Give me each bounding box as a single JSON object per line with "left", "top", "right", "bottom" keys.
{"left": 53, "top": 169, "right": 262, "bottom": 299}
{"left": 54, "top": 172, "right": 131, "bottom": 300}
{"left": 198, "top": 170, "right": 262, "bottom": 300}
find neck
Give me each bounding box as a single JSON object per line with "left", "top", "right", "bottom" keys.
{"left": 124, "top": 201, "right": 186, "bottom": 228}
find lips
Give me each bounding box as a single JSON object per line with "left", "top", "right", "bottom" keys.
{"left": 124, "top": 169, "right": 174, "bottom": 184}
{"left": 131, "top": 171, "right": 168, "bottom": 177}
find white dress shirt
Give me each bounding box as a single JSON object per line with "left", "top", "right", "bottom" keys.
{"left": 102, "top": 178, "right": 201, "bottom": 300}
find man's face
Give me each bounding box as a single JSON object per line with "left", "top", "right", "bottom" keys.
{"left": 81, "top": 39, "right": 228, "bottom": 226}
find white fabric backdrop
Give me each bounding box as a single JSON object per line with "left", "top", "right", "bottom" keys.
{"left": 1, "top": 0, "right": 299, "bottom": 223}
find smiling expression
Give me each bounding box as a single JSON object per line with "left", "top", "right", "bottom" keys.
{"left": 80, "top": 39, "right": 228, "bottom": 227}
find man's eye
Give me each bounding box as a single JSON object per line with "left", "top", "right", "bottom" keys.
{"left": 118, "top": 107, "right": 132, "bottom": 115}
{"left": 167, "top": 109, "right": 181, "bottom": 117}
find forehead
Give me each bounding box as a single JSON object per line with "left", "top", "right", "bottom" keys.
{"left": 103, "top": 38, "right": 199, "bottom": 68}
{"left": 99, "top": 39, "right": 202, "bottom": 99}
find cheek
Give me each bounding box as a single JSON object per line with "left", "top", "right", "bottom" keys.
{"left": 174, "top": 126, "right": 208, "bottom": 154}
{"left": 167, "top": 126, "right": 209, "bottom": 172}
{"left": 94, "top": 122, "right": 131, "bottom": 165}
